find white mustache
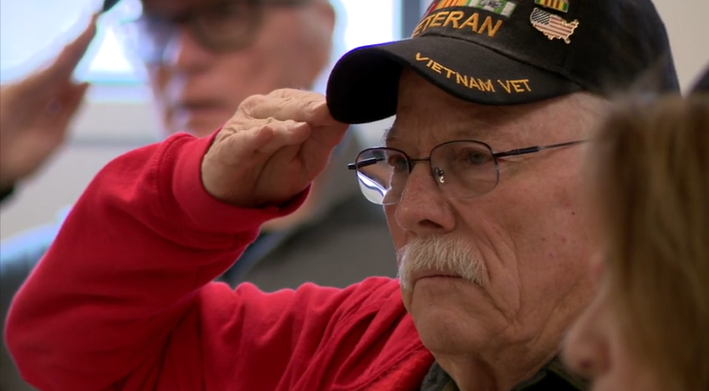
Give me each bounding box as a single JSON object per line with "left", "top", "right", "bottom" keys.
{"left": 397, "top": 236, "right": 488, "bottom": 290}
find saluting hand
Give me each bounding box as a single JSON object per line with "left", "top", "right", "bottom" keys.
{"left": 202, "top": 89, "right": 349, "bottom": 208}
{"left": 0, "top": 15, "right": 98, "bottom": 191}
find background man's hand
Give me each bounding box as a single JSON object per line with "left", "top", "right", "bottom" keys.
{"left": 202, "top": 89, "right": 349, "bottom": 208}
{"left": 0, "top": 15, "right": 98, "bottom": 191}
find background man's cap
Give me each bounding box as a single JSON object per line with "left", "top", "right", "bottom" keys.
{"left": 690, "top": 65, "right": 709, "bottom": 94}
{"left": 327, "top": 0, "right": 679, "bottom": 124}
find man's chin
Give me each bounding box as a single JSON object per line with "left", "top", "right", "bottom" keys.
{"left": 410, "top": 299, "right": 491, "bottom": 356}
{"left": 404, "top": 278, "right": 494, "bottom": 351}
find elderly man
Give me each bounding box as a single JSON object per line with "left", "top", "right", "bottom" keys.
{"left": 1, "top": 1, "right": 396, "bottom": 390}
{"left": 6, "top": 0, "right": 677, "bottom": 390}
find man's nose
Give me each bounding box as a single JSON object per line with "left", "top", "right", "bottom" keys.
{"left": 395, "top": 163, "right": 456, "bottom": 236}
{"left": 161, "top": 25, "right": 215, "bottom": 72}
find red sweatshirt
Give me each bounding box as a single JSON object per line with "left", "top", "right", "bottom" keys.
{"left": 5, "top": 133, "right": 434, "bottom": 391}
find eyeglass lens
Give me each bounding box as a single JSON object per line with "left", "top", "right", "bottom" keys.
{"left": 354, "top": 141, "right": 500, "bottom": 205}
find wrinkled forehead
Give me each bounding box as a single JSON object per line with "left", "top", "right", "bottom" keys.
{"left": 390, "top": 71, "right": 586, "bottom": 148}
{"left": 396, "top": 71, "right": 507, "bottom": 120}
{"left": 393, "top": 72, "right": 522, "bottom": 138}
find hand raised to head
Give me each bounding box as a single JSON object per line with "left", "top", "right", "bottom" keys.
{"left": 202, "top": 89, "right": 349, "bottom": 208}
{"left": 0, "top": 14, "right": 98, "bottom": 189}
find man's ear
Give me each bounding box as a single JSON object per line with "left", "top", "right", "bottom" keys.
{"left": 309, "top": 0, "right": 336, "bottom": 57}
{"left": 312, "top": 0, "right": 336, "bottom": 39}
{"left": 301, "top": 0, "right": 336, "bottom": 84}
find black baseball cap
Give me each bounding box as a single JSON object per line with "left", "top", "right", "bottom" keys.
{"left": 690, "top": 64, "right": 709, "bottom": 94}
{"left": 327, "top": 0, "right": 679, "bottom": 124}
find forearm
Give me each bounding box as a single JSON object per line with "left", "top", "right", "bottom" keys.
{"left": 5, "top": 133, "right": 304, "bottom": 390}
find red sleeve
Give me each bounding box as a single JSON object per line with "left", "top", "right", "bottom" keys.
{"left": 4, "top": 132, "right": 364, "bottom": 391}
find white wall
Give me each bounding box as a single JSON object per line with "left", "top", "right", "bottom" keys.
{"left": 654, "top": 0, "right": 709, "bottom": 89}
{"left": 1, "top": 0, "right": 709, "bottom": 239}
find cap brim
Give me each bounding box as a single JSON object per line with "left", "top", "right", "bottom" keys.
{"left": 327, "top": 36, "right": 583, "bottom": 124}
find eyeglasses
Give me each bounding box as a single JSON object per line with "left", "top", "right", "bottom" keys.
{"left": 347, "top": 139, "right": 587, "bottom": 205}
{"left": 117, "top": 0, "right": 307, "bottom": 64}
{"left": 102, "top": 0, "right": 121, "bottom": 13}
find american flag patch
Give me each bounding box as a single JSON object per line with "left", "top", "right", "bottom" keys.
{"left": 529, "top": 7, "right": 579, "bottom": 44}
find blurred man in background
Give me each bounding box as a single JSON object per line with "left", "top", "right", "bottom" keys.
{"left": 0, "top": 1, "right": 395, "bottom": 390}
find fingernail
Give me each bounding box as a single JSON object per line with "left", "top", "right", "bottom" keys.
{"left": 305, "top": 101, "right": 326, "bottom": 117}
{"left": 287, "top": 122, "right": 306, "bottom": 131}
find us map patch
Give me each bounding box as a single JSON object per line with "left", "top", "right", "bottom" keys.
{"left": 529, "top": 7, "right": 579, "bottom": 44}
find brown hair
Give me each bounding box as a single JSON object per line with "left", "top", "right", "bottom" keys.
{"left": 592, "top": 94, "right": 709, "bottom": 391}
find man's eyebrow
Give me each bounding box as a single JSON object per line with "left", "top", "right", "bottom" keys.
{"left": 382, "top": 127, "right": 396, "bottom": 143}
{"left": 450, "top": 124, "right": 496, "bottom": 140}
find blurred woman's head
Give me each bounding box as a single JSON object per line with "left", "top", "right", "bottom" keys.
{"left": 563, "top": 94, "right": 709, "bottom": 391}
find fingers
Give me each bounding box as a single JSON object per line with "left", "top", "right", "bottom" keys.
{"left": 220, "top": 120, "right": 311, "bottom": 159}
{"left": 218, "top": 88, "right": 350, "bottom": 166}
{"left": 253, "top": 122, "right": 312, "bottom": 154}
{"left": 240, "top": 89, "right": 343, "bottom": 128}
{"left": 204, "top": 90, "right": 350, "bottom": 207}
{"left": 23, "top": 14, "right": 98, "bottom": 90}
{"left": 233, "top": 88, "right": 348, "bottom": 152}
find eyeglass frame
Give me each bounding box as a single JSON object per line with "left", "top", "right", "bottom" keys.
{"left": 117, "top": 0, "right": 309, "bottom": 65}
{"left": 347, "top": 139, "right": 588, "bottom": 204}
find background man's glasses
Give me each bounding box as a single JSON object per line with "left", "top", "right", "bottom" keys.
{"left": 115, "top": 0, "right": 307, "bottom": 65}
{"left": 348, "top": 140, "right": 586, "bottom": 205}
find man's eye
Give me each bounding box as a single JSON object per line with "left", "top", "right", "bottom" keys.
{"left": 466, "top": 151, "right": 488, "bottom": 165}
{"left": 388, "top": 155, "right": 408, "bottom": 172}
{"left": 452, "top": 148, "right": 489, "bottom": 166}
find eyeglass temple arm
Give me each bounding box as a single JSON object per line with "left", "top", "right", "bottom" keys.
{"left": 102, "top": 0, "right": 121, "bottom": 13}
{"left": 348, "top": 140, "right": 588, "bottom": 169}
{"left": 493, "top": 140, "right": 588, "bottom": 159}
{"left": 347, "top": 157, "right": 383, "bottom": 170}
